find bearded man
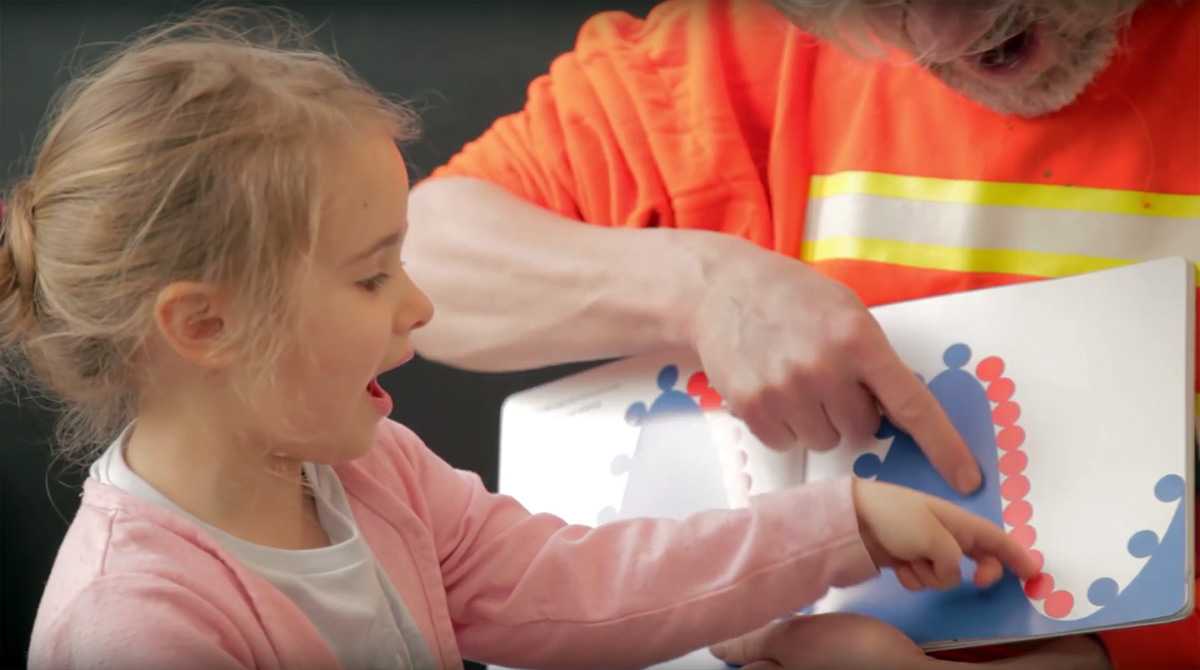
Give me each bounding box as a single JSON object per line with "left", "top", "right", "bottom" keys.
{"left": 406, "top": 1, "right": 1199, "bottom": 667}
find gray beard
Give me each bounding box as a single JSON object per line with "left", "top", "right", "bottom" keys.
{"left": 923, "top": 24, "right": 1125, "bottom": 117}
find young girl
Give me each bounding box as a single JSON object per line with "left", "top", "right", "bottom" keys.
{"left": 3, "top": 8, "right": 1035, "bottom": 670}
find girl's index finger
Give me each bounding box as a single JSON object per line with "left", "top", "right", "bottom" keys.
{"left": 928, "top": 497, "right": 1041, "bottom": 580}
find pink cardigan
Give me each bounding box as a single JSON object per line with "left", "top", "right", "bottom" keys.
{"left": 29, "top": 419, "right": 877, "bottom": 670}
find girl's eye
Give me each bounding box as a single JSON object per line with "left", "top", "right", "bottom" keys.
{"left": 357, "top": 273, "right": 390, "bottom": 292}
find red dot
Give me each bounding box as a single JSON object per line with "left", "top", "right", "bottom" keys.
{"left": 1001, "top": 475, "right": 1030, "bottom": 500}
{"left": 992, "top": 402, "right": 1021, "bottom": 426}
{"left": 1009, "top": 524, "right": 1037, "bottom": 549}
{"left": 1003, "top": 500, "right": 1033, "bottom": 526}
{"left": 686, "top": 372, "right": 710, "bottom": 396}
{"left": 976, "top": 356, "right": 1005, "bottom": 381}
{"left": 999, "top": 450, "right": 1028, "bottom": 476}
{"left": 996, "top": 426, "right": 1026, "bottom": 451}
{"left": 698, "top": 391, "right": 725, "bottom": 410}
{"left": 987, "top": 378, "right": 1015, "bottom": 402}
{"left": 1044, "top": 591, "right": 1075, "bottom": 618}
{"left": 1024, "top": 572, "right": 1053, "bottom": 599}
{"left": 1028, "top": 550, "right": 1044, "bottom": 573}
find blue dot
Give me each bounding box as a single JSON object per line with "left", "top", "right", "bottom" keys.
{"left": 854, "top": 453, "right": 882, "bottom": 478}
{"left": 866, "top": 414, "right": 883, "bottom": 437}
{"left": 1155, "top": 474, "right": 1185, "bottom": 503}
{"left": 610, "top": 454, "right": 631, "bottom": 476}
{"left": 624, "top": 402, "right": 647, "bottom": 426}
{"left": 1088, "top": 577, "right": 1119, "bottom": 606}
{"left": 875, "top": 417, "right": 898, "bottom": 439}
{"left": 657, "top": 365, "right": 679, "bottom": 390}
{"left": 943, "top": 343, "right": 971, "bottom": 369}
{"left": 1128, "top": 529, "right": 1159, "bottom": 558}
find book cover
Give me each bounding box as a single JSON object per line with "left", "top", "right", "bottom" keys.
{"left": 495, "top": 257, "right": 1195, "bottom": 662}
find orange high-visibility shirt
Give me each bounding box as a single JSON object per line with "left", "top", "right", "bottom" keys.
{"left": 431, "top": 1, "right": 1200, "bottom": 667}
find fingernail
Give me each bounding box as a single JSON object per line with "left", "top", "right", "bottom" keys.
{"left": 958, "top": 467, "right": 982, "bottom": 494}
{"left": 709, "top": 642, "right": 728, "bottom": 658}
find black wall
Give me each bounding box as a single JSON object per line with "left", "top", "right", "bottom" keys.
{"left": 0, "top": 2, "right": 655, "bottom": 666}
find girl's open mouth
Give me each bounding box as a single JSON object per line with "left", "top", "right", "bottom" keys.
{"left": 366, "top": 378, "right": 393, "bottom": 416}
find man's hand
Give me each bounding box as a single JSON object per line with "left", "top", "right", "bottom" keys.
{"left": 709, "top": 614, "right": 1114, "bottom": 670}
{"left": 709, "top": 612, "right": 932, "bottom": 670}
{"left": 687, "top": 237, "right": 981, "bottom": 494}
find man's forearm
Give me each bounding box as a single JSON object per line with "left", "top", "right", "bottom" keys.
{"left": 405, "top": 176, "right": 724, "bottom": 371}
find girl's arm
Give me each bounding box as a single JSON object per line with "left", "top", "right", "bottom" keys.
{"left": 29, "top": 574, "right": 251, "bottom": 670}
{"left": 397, "top": 422, "right": 878, "bottom": 670}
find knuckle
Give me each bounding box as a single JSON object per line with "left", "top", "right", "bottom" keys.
{"left": 839, "top": 408, "right": 881, "bottom": 445}
{"left": 753, "top": 430, "right": 789, "bottom": 452}
{"left": 886, "top": 390, "right": 927, "bottom": 426}
{"left": 777, "top": 359, "right": 841, "bottom": 400}
{"left": 845, "top": 424, "right": 877, "bottom": 448}
{"left": 799, "top": 359, "right": 839, "bottom": 390}
{"left": 805, "top": 428, "right": 840, "bottom": 452}
{"left": 769, "top": 356, "right": 813, "bottom": 388}
{"left": 822, "top": 304, "right": 878, "bottom": 354}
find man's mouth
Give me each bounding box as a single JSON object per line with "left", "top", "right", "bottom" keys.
{"left": 969, "top": 27, "right": 1039, "bottom": 75}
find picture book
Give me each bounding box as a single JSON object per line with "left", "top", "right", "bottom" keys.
{"left": 493, "top": 257, "right": 1196, "bottom": 669}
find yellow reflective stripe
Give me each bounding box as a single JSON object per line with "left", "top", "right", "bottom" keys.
{"left": 805, "top": 192, "right": 1200, "bottom": 260}
{"left": 810, "top": 171, "right": 1200, "bottom": 219}
{"left": 803, "top": 171, "right": 1200, "bottom": 413}
{"left": 800, "top": 236, "right": 1135, "bottom": 278}
{"left": 802, "top": 236, "right": 1200, "bottom": 287}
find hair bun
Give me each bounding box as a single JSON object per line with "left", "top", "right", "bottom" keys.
{"left": 0, "top": 181, "right": 40, "bottom": 344}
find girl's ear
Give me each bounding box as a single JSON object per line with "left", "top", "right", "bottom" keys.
{"left": 152, "top": 281, "right": 232, "bottom": 368}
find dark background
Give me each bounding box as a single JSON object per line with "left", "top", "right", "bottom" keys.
{"left": 0, "top": 1, "right": 657, "bottom": 667}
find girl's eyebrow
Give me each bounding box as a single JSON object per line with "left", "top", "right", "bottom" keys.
{"left": 345, "top": 230, "right": 403, "bottom": 265}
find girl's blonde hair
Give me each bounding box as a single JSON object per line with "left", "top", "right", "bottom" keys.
{"left": 0, "top": 6, "right": 418, "bottom": 461}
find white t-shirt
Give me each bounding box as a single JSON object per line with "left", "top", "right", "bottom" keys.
{"left": 90, "top": 427, "right": 436, "bottom": 670}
